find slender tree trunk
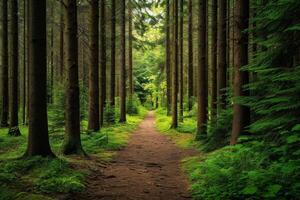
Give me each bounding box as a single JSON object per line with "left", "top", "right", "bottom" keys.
{"left": 211, "top": 0, "right": 217, "bottom": 116}
{"left": 217, "top": 0, "right": 227, "bottom": 110}
{"left": 62, "top": 0, "right": 85, "bottom": 155}
{"left": 50, "top": 3, "right": 54, "bottom": 104}
{"left": 128, "top": 0, "right": 133, "bottom": 99}
{"left": 110, "top": 0, "right": 116, "bottom": 107}
{"left": 171, "top": 0, "right": 178, "bottom": 128}
{"left": 196, "top": 0, "right": 208, "bottom": 139}
{"left": 88, "top": 0, "right": 100, "bottom": 131}
{"left": 22, "top": 0, "right": 27, "bottom": 124}
{"left": 8, "top": 0, "right": 21, "bottom": 136}
{"left": 119, "top": 0, "right": 126, "bottom": 123}
{"left": 179, "top": 0, "right": 184, "bottom": 122}
{"left": 24, "top": 0, "right": 54, "bottom": 157}
{"left": 1, "top": 0, "right": 9, "bottom": 127}
{"left": 187, "top": 0, "right": 193, "bottom": 111}
{"left": 166, "top": 0, "right": 171, "bottom": 115}
{"left": 100, "top": 0, "right": 106, "bottom": 125}
{"left": 230, "top": 0, "right": 250, "bottom": 145}
{"left": 26, "top": 0, "right": 30, "bottom": 125}
{"left": 60, "top": 4, "right": 64, "bottom": 81}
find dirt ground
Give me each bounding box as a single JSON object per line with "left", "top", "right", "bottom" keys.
{"left": 73, "top": 112, "right": 195, "bottom": 200}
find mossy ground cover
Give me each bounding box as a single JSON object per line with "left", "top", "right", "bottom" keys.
{"left": 155, "top": 108, "right": 300, "bottom": 200}
{"left": 0, "top": 107, "right": 147, "bottom": 200}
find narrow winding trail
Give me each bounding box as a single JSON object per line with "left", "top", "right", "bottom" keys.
{"left": 76, "top": 112, "right": 195, "bottom": 200}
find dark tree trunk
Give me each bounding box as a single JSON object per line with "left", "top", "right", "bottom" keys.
{"left": 171, "top": 0, "right": 178, "bottom": 128}
{"left": 231, "top": 0, "right": 250, "bottom": 145}
{"left": 179, "top": 0, "right": 184, "bottom": 122}
{"left": 1, "top": 0, "right": 9, "bottom": 127}
{"left": 119, "top": 0, "right": 126, "bottom": 123}
{"left": 196, "top": 0, "right": 208, "bottom": 139}
{"left": 110, "top": 0, "right": 116, "bottom": 107}
{"left": 8, "top": 0, "right": 21, "bottom": 136}
{"left": 100, "top": 0, "right": 106, "bottom": 125}
{"left": 165, "top": 0, "right": 171, "bottom": 115}
{"left": 50, "top": 3, "right": 54, "bottom": 104}
{"left": 24, "top": 0, "right": 54, "bottom": 157}
{"left": 88, "top": 0, "right": 100, "bottom": 131}
{"left": 22, "top": 0, "right": 27, "bottom": 124}
{"left": 60, "top": 4, "right": 64, "bottom": 81}
{"left": 218, "top": 0, "right": 228, "bottom": 110}
{"left": 128, "top": 0, "right": 133, "bottom": 99}
{"left": 187, "top": 0, "right": 193, "bottom": 111}
{"left": 211, "top": 0, "right": 217, "bottom": 116}
{"left": 62, "top": 0, "right": 85, "bottom": 155}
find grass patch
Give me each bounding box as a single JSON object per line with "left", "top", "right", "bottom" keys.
{"left": 0, "top": 107, "right": 147, "bottom": 199}
{"left": 155, "top": 108, "right": 196, "bottom": 149}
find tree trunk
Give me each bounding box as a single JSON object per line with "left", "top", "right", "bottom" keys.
{"left": 110, "top": 0, "right": 116, "bottom": 107}
{"left": 0, "top": 0, "right": 9, "bottom": 127}
{"left": 230, "top": 0, "right": 250, "bottom": 145}
{"left": 88, "top": 0, "right": 100, "bottom": 131}
{"left": 25, "top": 0, "right": 54, "bottom": 157}
{"left": 187, "top": 0, "right": 193, "bottom": 111}
{"left": 22, "top": 0, "right": 27, "bottom": 124}
{"left": 211, "top": 0, "right": 217, "bottom": 117}
{"left": 179, "top": 0, "right": 184, "bottom": 122}
{"left": 128, "top": 0, "right": 133, "bottom": 99}
{"left": 62, "top": 0, "right": 85, "bottom": 155}
{"left": 60, "top": 4, "right": 64, "bottom": 81}
{"left": 196, "top": 0, "right": 208, "bottom": 139}
{"left": 50, "top": 2, "right": 54, "bottom": 104}
{"left": 119, "top": 0, "right": 126, "bottom": 123}
{"left": 165, "top": 0, "right": 171, "bottom": 115}
{"left": 8, "top": 0, "right": 21, "bottom": 136}
{"left": 171, "top": 0, "right": 178, "bottom": 128}
{"left": 217, "top": 0, "right": 227, "bottom": 110}
{"left": 100, "top": 0, "right": 106, "bottom": 125}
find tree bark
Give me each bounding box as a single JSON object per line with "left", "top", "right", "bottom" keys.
{"left": 88, "top": 0, "right": 100, "bottom": 131}
{"left": 22, "top": 0, "right": 27, "bottom": 124}
{"left": 25, "top": 0, "right": 54, "bottom": 157}
{"left": 110, "top": 0, "right": 116, "bottom": 107}
{"left": 62, "top": 0, "right": 85, "bottom": 155}
{"left": 100, "top": 0, "right": 106, "bottom": 125}
{"left": 1, "top": 0, "right": 9, "bottom": 127}
{"left": 128, "top": 0, "right": 133, "bottom": 99}
{"left": 8, "top": 0, "right": 21, "bottom": 136}
{"left": 60, "top": 4, "right": 64, "bottom": 81}
{"left": 171, "top": 0, "right": 178, "bottom": 128}
{"left": 179, "top": 0, "right": 184, "bottom": 122}
{"left": 217, "top": 0, "right": 227, "bottom": 110}
{"left": 196, "top": 0, "right": 208, "bottom": 139}
{"left": 211, "top": 0, "right": 217, "bottom": 116}
{"left": 50, "top": 2, "right": 54, "bottom": 104}
{"left": 165, "top": 0, "right": 171, "bottom": 115}
{"left": 119, "top": 0, "right": 126, "bottom": 123}
{"left": 230, "top": 0, "right": 250, "bottom": 145}
{"left": 187, "top": 0, "right": 193, "bottom": 111}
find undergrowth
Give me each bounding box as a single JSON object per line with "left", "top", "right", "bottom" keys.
{"left": 0, "top": 106, "right": 147, "bottom": 200}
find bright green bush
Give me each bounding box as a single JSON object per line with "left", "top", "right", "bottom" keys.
{"left": 127, "top": 96, "right": 140, "bottom": 115}
{"left": 184, "top": 143, "right": 300, "bottom": 200}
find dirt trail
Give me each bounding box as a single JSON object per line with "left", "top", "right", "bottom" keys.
{"left": 74, "top": 112, "right": 195, "bottom": 200}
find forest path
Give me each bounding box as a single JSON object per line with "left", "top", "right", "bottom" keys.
{"left": 73, "top": 111, "right": 195, "bottom": 200}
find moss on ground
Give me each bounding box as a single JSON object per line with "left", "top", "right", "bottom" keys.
{"left": 0, "top": 107, "right": 147, "bottom": 200}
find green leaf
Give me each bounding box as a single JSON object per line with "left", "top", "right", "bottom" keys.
{"left": 287, "top": 135, "right": 300, "bottom": 144}
{"left": 292, "top": 124, "right": 300, "bottom": 131}
{"left": 242, "top": 186, "right": 258, "bottom": 195}
{"left": 264, "top": 184, "right": 282, "bottom": 198}
{"left": 292, "top": 149, "right": 300, "bottom": 156}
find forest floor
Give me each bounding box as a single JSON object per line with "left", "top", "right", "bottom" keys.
{"left": 73, "top": 111, "right": 196, "bottom": 200}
